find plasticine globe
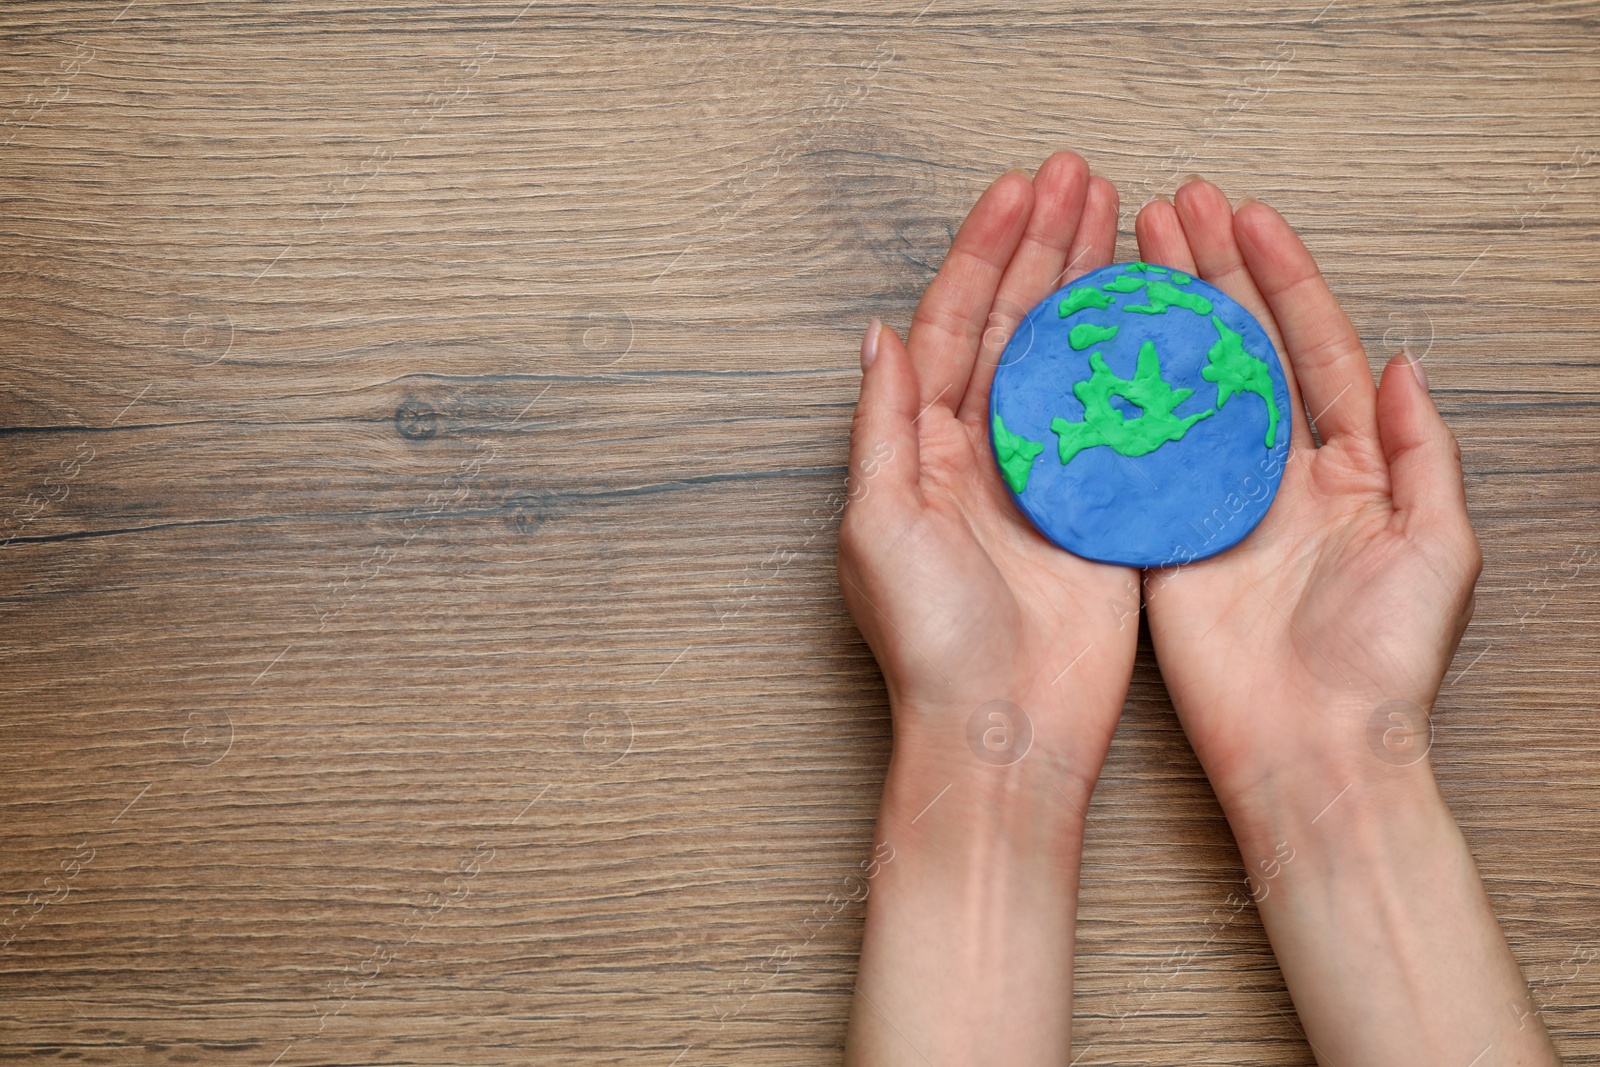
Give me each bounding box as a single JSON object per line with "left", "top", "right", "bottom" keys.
{"left": 988, "top": 261, "right": 1291, "bottom": 568}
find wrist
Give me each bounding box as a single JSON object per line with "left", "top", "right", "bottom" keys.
{"left": 1216, "top": 719, "right": 1442, "bottom": 855}
{"left": 879, "top": 722, "right": 1089, "bottom": 870}
{"left": 1220, "top": 753, "right": 1449, "bottom": 902}
{"left": 1187, "top": 683, "right": 1445, "bottom": 851}
{"left": 887, "top": 684, "right": 1120, "bottom": 822}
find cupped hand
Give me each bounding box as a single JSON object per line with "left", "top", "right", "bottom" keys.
{"left": 838, "top": 152, "right": 1136, "bottom": 795}
{"left": 1131, "top": 180, "right": 1483, "bottom": 813}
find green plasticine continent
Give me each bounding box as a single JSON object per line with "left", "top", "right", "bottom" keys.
{"left": 1068, "top": 323, "right": 1119, "bottom": 350}
{"left": 1127, "top": 262, "right": 1169, "bottom": 274}
{"left": 1124, "top": 279, "right": 1213, "bottom": 316}
{"left": 1050, "top": 341, "right": 1214, "bottom": 465}
{"left": 1058, "top": 286, "right": 1113, "bottom": 317}
{"left": 1202, "top": 315, "right": 1282, "bottom": 447}
{"left": 992, "top": 413, "right": 1045, "bottom": 493}
{"left": 1102, "top": 275, "right": 1146, "bottom": 293}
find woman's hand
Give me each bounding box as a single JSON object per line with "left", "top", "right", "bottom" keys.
{"left": 839, "top": 152, "right": 1130, "bottom": 1066}
{"left": 1132, "top": 176, "right": 1479, "bottom": 822}
{"left": 1133, "top": 179, "right": 1560, "bottom": 1066}
{"left": 838, "top": 151, "right": 1134, "bottom": 802}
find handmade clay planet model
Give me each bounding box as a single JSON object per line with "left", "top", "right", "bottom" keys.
{"left": 988, "top": 262, "right": 1292, "bottom": 568}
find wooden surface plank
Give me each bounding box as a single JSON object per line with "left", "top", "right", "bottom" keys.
{"left": 2, "top": 1, "right": 1597, "bottom": 1063}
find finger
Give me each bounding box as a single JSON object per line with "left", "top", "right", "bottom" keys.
{"left": 957, "top": 151, "right": 1091, "bottom": 427}
{"left": 846, "top": 319, "right": 921, "bottom": 514}
{"left": 1233, "top": 198, "right": 1379, "bottom": 448}
{"left": 1061, "top": 175, "right": 1121, "bottom": 285}
{"left": 906, "top": 170, "right": 1035, "bottom": 418}
{"left": 1132, "top": 195, "right": 1197, "bottom": 276}
{"left": 1375, "top": 349, "right": 1471, "bottom": 538}
{"left": 1171, "top": 179, "right": 1315, "bottom": 453}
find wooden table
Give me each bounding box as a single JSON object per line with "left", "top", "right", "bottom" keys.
{"left": 3, "top": 1, "right": 1597, "bottom": 1063}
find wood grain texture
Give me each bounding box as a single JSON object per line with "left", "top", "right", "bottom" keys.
{"left": 2, "top": 1, "right": 1597, "bottom": 1063}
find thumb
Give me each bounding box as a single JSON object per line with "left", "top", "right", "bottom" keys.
{"left": 845, "top": 319, "right": 920, "bottom": 510}
{"left": 1375, "top": 350, "right": 1473, "bottom": 548}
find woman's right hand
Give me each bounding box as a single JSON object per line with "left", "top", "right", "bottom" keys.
{"left": 1132, "top": 177, "right": 1559, "bottom": 1066}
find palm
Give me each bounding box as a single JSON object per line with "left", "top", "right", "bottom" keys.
{"left": 839, "top": 153, "right": 1139, "bottom": 782}
{"left": 1131, "top": 181, "right": 1480, "bottom": 799}
{"left": 887, "top": 400, "right": 1134, "bottom": 693}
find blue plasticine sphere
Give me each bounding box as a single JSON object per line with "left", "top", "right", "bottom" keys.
{"left": 988, "top": 261, "right": 1291, "bottom": 568}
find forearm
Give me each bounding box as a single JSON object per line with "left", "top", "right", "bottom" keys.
{"left": 845, "top": 722, "right": 1090, "bottom": 1066}
{"left": 1222, "top": 756, "right": 1561, "bottom": 1066}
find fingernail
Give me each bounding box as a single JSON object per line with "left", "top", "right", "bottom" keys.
{"left": 861, "top": 318, "right": 882, "bottom": 371}
{"left": 1178, "top": 173, "right": 1203, "bottom": 187}
{"left": 1005, "top": 166, "right": 1032, "bottom": 180}
{"left": 1141, "top": 194, "right": 1169, "bottom": 209}
{"left": 1234, "top": 195, "right": 1259, "bottom": 210}
{"left": 1407, "top": 350, "right": 1429, "bottom": 392}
